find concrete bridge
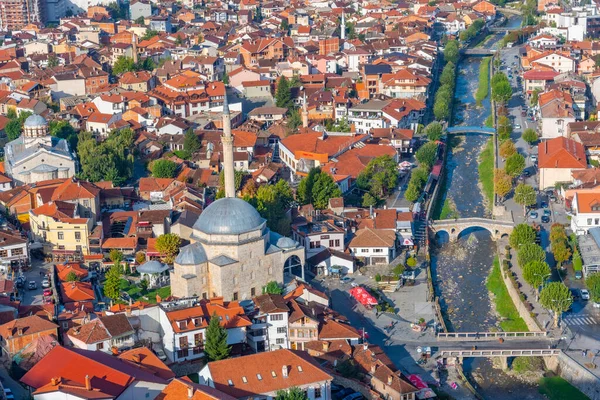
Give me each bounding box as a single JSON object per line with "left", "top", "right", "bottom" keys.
{"left": 430, "top": 217, "right": 515, "bottom": 242}
{"left": 447, "top": 126, "right": 496, "bottom": 135}
{"left": 439, "top": 348, "right": 561, "bottom": 369}
{"left": 461, "top": 48, "right": 497, "bottom": 56}
{"left": 437, "top": 331, "right": 548, "bottom": 341}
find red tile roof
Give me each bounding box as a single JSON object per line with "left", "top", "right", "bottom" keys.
{"left": 538, "top": 137, "right": 587, "bottom": 169}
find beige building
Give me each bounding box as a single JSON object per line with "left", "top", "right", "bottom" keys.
{"left": 29, "top": 201, "right": 94, "bottom": 257}
{"left": 170, "top": 198, "right": 305, "bottom": 301}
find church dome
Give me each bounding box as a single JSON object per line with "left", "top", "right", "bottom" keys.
{"left": 175, "top": 242, "right": 208, "bottom": 265}
{"left": 24, "top": 114, "right": 48, "bottom": 127}
{"left": 193, "top": 197, "right": 265, "bottom": 235}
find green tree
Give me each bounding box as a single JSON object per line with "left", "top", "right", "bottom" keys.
{"left": 287, "top": 108, "right": 302, "bottom": 132}
{"left": 253, "top": 180, "right": 294, "bottom": 235}
{"left": 552, "top": 239, "right": 571, "bottom": 266}
{"left": 514, "top": 183, "right": 537, "bottom": 214}
{"left": 499, "top": 140, "right": 517, "bottom": 159}
{"left": 522, "top": 128, "right": 538, "bottom": 146}
{"left": 134, "top": 16, "right": 145, "bottom": 25}
{"left": 222, "top": 70, "right": 229, "bottom": 85}
{"left": 509, "top": 223, "right": 537, "bottom": 248}
{"left": 356, "top": 155, "right": 399, "bottom": 199}
{"left": 494, "top": 168, "right": 513, "bottom": 201}
{"left": 155, "top": 233, "right": 181, "bottom": 263}
{"left": 497, "top": 115, "right": 513, "bottom": 141}
{"left": 183, "top": 129, "right": 201, "bottom": 159}
{"left": 141, "top": 29, "right": 159, "bottom": 41}
{"left": 517, "top": 243, "right": 546, "bottom": 267}
{"left": 522, "top": 260, "right": 551, "bottom": 292}
{"left": 415, "top": 142, "right": 438, "bottom": 170}
{"left": 65, "top": 271, "right": 80, "bottom": 282}
{"left": 491, "top": 73, "right": 513, "bottom": 104}
{"left": 550, "top": 223, "right": 568, "bottom": 243}
{"left": 280, "top": 18, "right": 290, "bottom": 31}
{"left": 47, "top": 53, "right": 59, "bottom": 68}
{"left": 276, "top": 387, "right": 309, "bottom": 400}
{"left": 404, "top": 183, "right": 421, "bottom": 203}
{"left": 204, "top": 312, "right": 231, "bottom": 361}
{"left": 573, "top": 250, "right": 583, "bottom": 271}
{"left": 49, "top": 120, "right": 78, "bottom": 149}
{"left": 531, "top": 89, "right": 540, "bottom": 105}
{"left": 312, "top": 171, "right": 342, "bottom": 209}
{"left": 297, "top": 168, "right": 319, "bottom": 205}
{"left": 425, "top": 121, "right": 444, "bottom": 142}
{"left": 262, "top": 281, "right": 284, "bottom": 295}
{"left": 439, "top": 62, "right": 456, "bottom": 87}
{"left": 335, "top": 359, "right": 359, "bottom": 379}
{"left": 433, "top": 93, "right": 451, "bottom": 120}
{"left": 505, "top": 153, "right": 525, "bottom": 177}
{"left": 6, "top": 108, "right": 16, "bottom": 119}
{"left": 103, "top": 264, "right": 122, "bottom": 301}
{"left": 362, "top": 192, "right": 378, "bottom": 207}
{"left": 152, "top": 159, "right": 178, "bottom": 178}
{"left": 112, "top": 56, "right": 137, "bottom": 75}
{"left": 109, "top": 249, "right": 123, "bottom": 264}
{"left": 540, "top": 282, "right": 573, "bottom": 327}
{"left": 136, "top": 57, "right": 155, "bottom": 71}
{"left": 443, "top": 39, "right": 459, "bottom": 64}
{"left": 275, "top": 76, "right": 293, "bottom": 109}
{"left": 5, "top": 119, "right": 21, "bottom": 141}
{"left": 586, "top": 273, "right": 600, "bottom": 303}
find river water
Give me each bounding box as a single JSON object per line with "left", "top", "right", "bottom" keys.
{"left": 431, "top": 17, "right": 544, "bottom": 399}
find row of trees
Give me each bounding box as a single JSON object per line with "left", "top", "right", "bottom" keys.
{"left": 459, "top": 19, "right": 485, "bottom": 43}
{"left": 405, "top": 141, "right": 439, "bottom": 203}
{"left": 491, "top": 72, "right": 513, "bottom": 105}
{"left": 112, "top": 55, "right": 155, "bottom": 75}
{"left": 549, "top": 224, "right": 572, "bottom": 267}
{"left": 434, "top": 58, "right": 456, "bottom": 121}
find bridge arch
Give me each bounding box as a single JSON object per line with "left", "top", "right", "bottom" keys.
{"left": 435, "top": 225, "right": 495, "bottom": 241}
{"left": 430, "top": 218, "right": 515, "bottom": 242}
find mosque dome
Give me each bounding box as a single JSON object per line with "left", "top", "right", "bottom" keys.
{"left": 193, "top": 197, "right": 265, "bottom": 235}
{"left": 24, "top": 114, "right": 48, "bottom": 127}
{"left": 175, "top": 242, "right": 208, "bottom": 265}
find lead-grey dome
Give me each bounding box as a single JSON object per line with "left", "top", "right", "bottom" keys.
{"left": 137, "top": 260, "right": 169, "bottom": 274}
{"left": 277, "top": 237, "right": 298, "bottom": 249}
{"left": 24, "top": 114, "right": 48, "bottom": 127}
{"left": 175, "top": 242, "right": 208, "bottom": 265}
{"left": 193, "top": 198, "right": 265, "bottom": 235}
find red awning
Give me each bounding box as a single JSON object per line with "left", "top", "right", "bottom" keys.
{"left": 349, "top": 287, "right": 378, "bottom": 306}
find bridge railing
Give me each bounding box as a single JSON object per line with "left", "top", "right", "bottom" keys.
{"left": 437, "top": 331, "right": 548, "bottom": 341}
{"left": 439, "top": 349, "right": 561, "bottom": 357}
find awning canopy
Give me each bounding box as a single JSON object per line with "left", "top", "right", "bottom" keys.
{"left": 349, "top": 287, "right": 378, "bottom": 306}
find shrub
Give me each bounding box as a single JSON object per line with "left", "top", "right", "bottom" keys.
{"left": 406, "top": 257, "right": 417, "bottom": 268}
{"left": 375, "top": 273, "right": 382, "bottom": 282}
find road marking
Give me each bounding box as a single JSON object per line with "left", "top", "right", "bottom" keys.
{"left": 564, "top": 316, "right": 597, "bottom": 325}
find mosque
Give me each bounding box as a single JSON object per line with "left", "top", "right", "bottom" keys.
{"left": 170, "top": 96, "right": 305, "bottom": 301}
{"left": 4, "top": 114, "right": 77, "bottom": 185}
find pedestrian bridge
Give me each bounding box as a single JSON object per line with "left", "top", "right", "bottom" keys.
{"left": 447, "top": 126, "right": 496, "bottom": 135}
{"left": 461, "top": 48, "right": 497, "bottom": 56}
{"left": 430, "top": 217, "right": 515, "bottom": 242}
{"left": 437, "top": 331, "right": 548, "bottom": 341}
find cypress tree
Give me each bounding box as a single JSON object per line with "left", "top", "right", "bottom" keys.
{"left": 204, "top": 312, "right": 231, "bottom": 361}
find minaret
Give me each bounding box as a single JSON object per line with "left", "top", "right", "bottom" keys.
{"left": 222, "top": 92, "right": 236, "bottom": 198}
{"left": 341, "top": 12, "right": 346, "bottom": 40}
{"left": 301, "top": 90, "right": 309, "bottom": 129}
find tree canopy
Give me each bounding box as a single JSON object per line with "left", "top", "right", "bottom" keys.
{"left": 509, "top": 223, "right": 537, "bottom": 248}
{"left": 522, "top": 128, "right": 538, "bottom": 145}
{"left": 514, "top": 183, "right": 536, "bottom": 213}
{"left": 505, "top": 153, "right": 525, "bottom": 177}
{"left": 540, "top": 282, "right": 573, "bottom": 327}
{"left": 491, "top": 72, "right": 513, "bottom": 104}
{"left": 517, "top": 243, "right": 546, "bottom": 267}
{"left": 443, "top": 39, "right": 459, "bottom": 64}
{"left": 275, "top": 387, "right": 308, "bottom": 400}
{"left": 263, "top": 281, "right": 284, "bottom": 295}
{"left": 77, "top": 129, "right": 135, "bottom": 186}
{"left": 499, "top": 140, "right": 517, "bottom": 159}
{"left": 151, "top": 159, "right": 178, "bottom": 178}
{"left": 103, "top": 264, "right": 122, "bottom": 301}
{"left": 156, "top": 233, "right": 181, "bottom": 263}
{"left": 586, "top": 274, "right": 600, "bottom": 303}
{"left": 205, "top": 312, "right": 231, "bottom": 361}
{"left": 275, "top": 76, "right": 294, "bottom": 110}
{"left": 248, "top": 180, "right": 294, "bottom": 236}
{"left": 494, "top": 168, "right": 512, "bottom": 201}
{"left": 356, "top": 155, "right": 399, "bottom": 203}
{"left": 425, "top": 121, "right": 444, "bottom": 142}
{"left": 522, "top": 260, "right": 551, "bottom": 291}
{"left": 415, "top": 142, "right": 438, "bottom": 170}
{"left": 296, "top": 168, "right": 342, "bottom": 209}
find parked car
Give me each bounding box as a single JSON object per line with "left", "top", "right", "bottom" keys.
{"left": 531, "top": 155, "right": 538, "bottom": 163}
{"left": 541, "top": 215, "right": 550, "bottom": 223}
{"left": 28, "top": 281, "right": 37, "bottom": 290}
{"left": 515, "top": 124, "right": 521, "bottom": 129}
{"left": 570, "top": 288, "right": 580, "bottom": 299}
{"left": 541, "top": 202, "right": 548, "bottom": 209}
{"left": 43, "top": 288, "right": 52, "bottom": 297}
{"left": 575, "top": 271, "right": 583, "bottom": 280}
{"left": 581, "top": 289, "right": 590, "bottom": 300}
{"left": 339, "top": 276, "right": 353, "bottom": 284}
{"left": 335, "top": 388, "right": 355, "bottom": 400}
{"left": 42, "top": 279, "right": 50, "bottom": 288}
{"left": 529, "top": 211, "right": 538, "bottom": 219}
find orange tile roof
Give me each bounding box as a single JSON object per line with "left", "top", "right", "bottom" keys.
{"left": 60, "top": 281, "right": 95, "bottom": 303}
{"left": 0, "top": 315, "right": 57, "bottom": 338}
{"left": 206, "top": 349, "right": 332, "bottom": 398}
{"left": 575, "top": 192, "right": 600, "bottom": 214}
{"left": 538, "top": 137, "right": 587, "bottom": 169}
{"left": 118, "top": 347, "right": 175, "bottom": 381}
{"left": 56, "top": 262, "right": 89, "bottom": 282}
{"left": 280, "top": 132, "right": 367, "bottom": 158}
{"left": 101, "top": 237, "right": 138, "bottom": 250}
{"left": 156, "top": 378, "right": 236, "bottom": 400}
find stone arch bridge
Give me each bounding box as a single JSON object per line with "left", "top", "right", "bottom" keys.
{"left": 430, "top": 217, "right": 515, "bottom": 242}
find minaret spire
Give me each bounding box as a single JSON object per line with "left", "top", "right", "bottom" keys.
{"left": 301, "top": 88, "right": 308, "bottom": 129}
{"left": 222, "top": 91, "right": 236, "bottom": 198}
{"left": 341, "top": 12, "right": 346, "bottom": 40}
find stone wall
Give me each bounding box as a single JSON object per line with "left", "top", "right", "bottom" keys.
{"left": 545, "top": 353, "right": 600, "bottom": 400}
{"left": 500, "top": 266, "right": 540, "bottom": 331}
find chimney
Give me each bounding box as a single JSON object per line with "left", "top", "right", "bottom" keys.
{"left": 17, "top": 327, "right": 23, "bottom": 336}
{"left": 387, "top": 375, "right": 393, "bottom": 385}
{"left": 85, "top": 375, "right": 92, "bottom": 391}
{"left": 282, "top": 365, "right": 288, "bottom": 378}
{"left": 370, "top": 363, "right": 376, "bottom": 374}
{"left": 51, "top": 377, "right": 61, "bottom": 386}
{"left": 322, "top": 341, "right": 330, "bottom": 352}
{"left": 187, "top": 385, "right": 194, "bottom": 398}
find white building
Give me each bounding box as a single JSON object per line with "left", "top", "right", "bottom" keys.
{"left": 67, "top": 314, "right": 135, "bottom": 352}
{"left": 248, "top": 294, "right": 290, "bottom": 352}
{"left": 0, "top": 230, "right": 29, "bottom": 272}
{"left": 348, "top": 228, "right": 397, "bottom": 265}
{"left": 570, "top": 191, "right": 600, "bottom": 235}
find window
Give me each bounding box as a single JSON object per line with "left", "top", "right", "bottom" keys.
{"left": 202, "top": 292, "right": 208, "bottom": 300}
{"left": 588, "top": 218, "right": 593, "bottom": 225}
{"left": 335, "top": 239, "right": 340, "bottom": 247}
{"left": 374, "top": 249, "right": 383, "bottom": 253}
{"left": 177, "top": 349, "right": 188, "bottom": 359}
{"left": 96, "top": 342, "right": 104, "bottom": 350}
{"left": 0, "top": 250, "right": 7, "bottom": 258}
{"left": 251, "top": 287, "right": 256, "bottom": 297}
{"left": 270, "top": 314, "right": 284, "bottom": 321}
{"left": 329, "top": 240, "right": 334, "bottom": 247}
{"left": 75, "top": 232, "right": 81, "bottom": 240}
{"left": 83, "top": 200, "right": 89, "bottom": 207}
{"left": 315, "top": 387, "right": 322, "bottom": 398}
{"left": 58, "top": 232, "right": 64, "bottom": 240}
{"left": 233, "top": 292, "right": 239, "bottom": 301}
{"left": 277, "top": 327, "right": 287, "bottom": 334}
{"left": 179, "top": 336, "right": 188, "bottom": 349}
{"left": 276, "top": 338, "right": 285, "bottom": 344}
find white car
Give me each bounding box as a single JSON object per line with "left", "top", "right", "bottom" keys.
{"left": 580, "top": 289, "right": 590, "bottom": 300}
{"left": 42, "top": 279, "right": 51, "bottom": 288}
{"left": 515, "top": 124, "right": 521, "bottom": 129}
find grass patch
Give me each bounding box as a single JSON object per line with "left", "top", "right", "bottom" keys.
{"left": 512, "top": 356, "right": 544, "bottom": 373}
{"left": 478, "top": 138, "right": 494, "bottom": 206}
{"left": 486, "top": 257, "right": 529, "bottom": 332}
{"left": 475, "top": 57, "right": 491, "bottom": 106}
{"left": 485, "top": 114, "right": 493, "bottom": 128}
{"left": 538, "top": 376, "right": 590, "bottom": 400}
{"left": 440, "top": 198, "right": 459, "bottom": 220}
{"left": 119, "top": 279, "right": 131, "bottom": 291}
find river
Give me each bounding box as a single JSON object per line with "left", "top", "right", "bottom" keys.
{"left": 430, "top": 16, "right": 545, "bottom": 399}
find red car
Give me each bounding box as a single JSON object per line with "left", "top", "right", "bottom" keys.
{"left": 43, "top": 288, "right": 52, "bottom": 297}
